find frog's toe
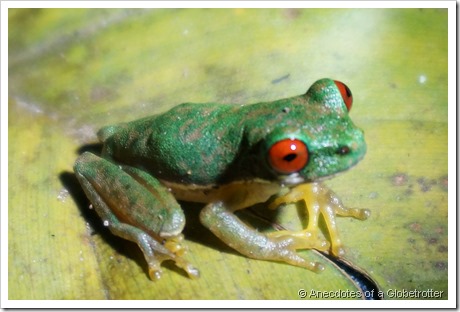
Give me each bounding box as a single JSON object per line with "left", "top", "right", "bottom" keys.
{"left": 265, "top": 236, "right": 326, "bottom": 272}
{"left": 267, "top": 231, "right": 330, "bottom": 252}
{"left": 184, "top": 263, "right": 200, "bottom": 279}
{"left": 334, "top": 205, "right": 371, "bottom": 220}
{"left": 148, "top": 263, "right": 163, "bottom": 281}
{"left": 298, "top": 232, "right": 330, "bottom": 251}
{"left": 291, "top": 259, "right": 324, "bottom": 273}
{"left": 163, "top": 234, "right": 187, "bottom": 257}
{"left": 279, "top": 249, "right": 325, "bottom": 273}
{"left": 147, "top": 255, "right": 199, "bottom": 280}
{"left": 174, "top": 257, "right": 200, "bottom": 279}
{"left": 290, "top": 235, "right": 330, "bottom": 252}
{"left": 330, "top": 245, "right": 346, "bottom": 257}
{"left": 311, "top": 262, "right": 325, "bottom": 273}
{"left": 357, "top": 208, "right": 371, "bottom": 220}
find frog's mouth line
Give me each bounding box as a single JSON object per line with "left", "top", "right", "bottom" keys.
{"left": 279, "top": 173, "right": 305, "bottom": 186}
{"left": 278, "top": 171, "right": 341, "bottom": 187}
{"left": 279, "top": 158, "right": 364, "bottom": 187}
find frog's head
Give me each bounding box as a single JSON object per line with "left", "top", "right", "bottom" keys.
{"left": 263, "top": 79, "right": 366, "bottom": 186}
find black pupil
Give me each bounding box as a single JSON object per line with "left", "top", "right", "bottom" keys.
{"left": 283, "top": 153, "right": 297, "bottom": 162}
{"left": 344, "top": 84, "right": 352, "bottom": 98}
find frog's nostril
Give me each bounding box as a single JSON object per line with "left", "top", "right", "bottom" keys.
{"left": 337, "top": 146, "right": 351, "bottom": 155}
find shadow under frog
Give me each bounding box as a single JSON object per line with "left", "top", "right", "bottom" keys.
{"left": 62, "top": 163, "right": 381, "bottom": 295}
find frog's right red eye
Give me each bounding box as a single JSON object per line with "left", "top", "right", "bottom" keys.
{"left": 334, "top": 80, "right": 353, "bottom": 111}
{"left": 268, "top": 138, "right": 309, "bottom": 174}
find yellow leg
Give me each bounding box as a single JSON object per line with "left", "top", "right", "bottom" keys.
{"left": 268, "top": 182, "right": 370, "bottom": 256}
{"left": 163, "top": 234, "right": 186, "bottom": 257}
{"left": 266, "top": 230, "right": 330, "bottom": 251}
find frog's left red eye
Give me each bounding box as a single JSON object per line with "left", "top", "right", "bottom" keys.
{"left": 268, "top": 139, "right": 309, "bottom": 174}
{"left": 334, "top": 80, "right": 353, "bottom": 111}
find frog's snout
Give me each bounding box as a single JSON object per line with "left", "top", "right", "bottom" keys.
{"left": 351, "top": 128, "right": 367, "bottom": 160}
{"left": 339, "top": 127, "right": 366, "bottom": 161}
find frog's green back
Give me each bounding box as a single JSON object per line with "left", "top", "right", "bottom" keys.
{"left": 100, "top": 102, "right": 249, "bottom": 185}
{"left": 99, "top": 79, "right": 365, "bottom": 186}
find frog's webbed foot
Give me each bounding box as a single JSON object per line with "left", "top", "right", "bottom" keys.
{"left": 161, "top": 235, "right": 200, "bottom": 280}
{"left": 269, "top": 182, "right": 370, "bottom": 257}
{"left": 83, "top": 187, "right": 199, "bottom": 280}
{"left": 105, "top": 222, "right": 199, "bottom": 280}
{"left": 200, "top": 202, "right": 325, "bottom": 273}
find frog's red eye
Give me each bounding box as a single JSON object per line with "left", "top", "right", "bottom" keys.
{"left": 334, "top": 80, "right": 353, "bottom": 111}
{"left": 268, "top": 139, "right": 309, "bottom": 174}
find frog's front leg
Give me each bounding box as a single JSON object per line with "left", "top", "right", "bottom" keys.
{"left": 199, "top": 189, "right": 327, "bottom": 272}
{"left": 74, "top": 152, "right": 199, "bottom": 280}
{"left": 269, "top": 182, "right": 370, "bottom": 256}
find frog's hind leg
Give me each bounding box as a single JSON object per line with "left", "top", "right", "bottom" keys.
{"left": 200, "top": 201, "right": 325, "bottom": 272}
{"left": 74, "top": 152, "right": 199, "bottom": 280}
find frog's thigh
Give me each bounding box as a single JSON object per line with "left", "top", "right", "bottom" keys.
{"left": 75, "top": 152, "right": 186, "bottom": 235}
{"left": 199, "top": 202, "right": 324, "bottom": 272}
{"left": 74, "top": 152, "right": 198, "bottom": 279}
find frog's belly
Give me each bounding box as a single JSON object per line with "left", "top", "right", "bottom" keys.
{"left": 161, "top": 179, "right": 282, "bottom": 209}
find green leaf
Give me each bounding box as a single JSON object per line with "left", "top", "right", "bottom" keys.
{"left": 8, "top": 8, "right": 448, "bottom": 300}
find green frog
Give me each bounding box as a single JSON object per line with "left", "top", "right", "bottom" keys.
{"left": 74, "top": 78, "right": 370, "bottom": 280}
